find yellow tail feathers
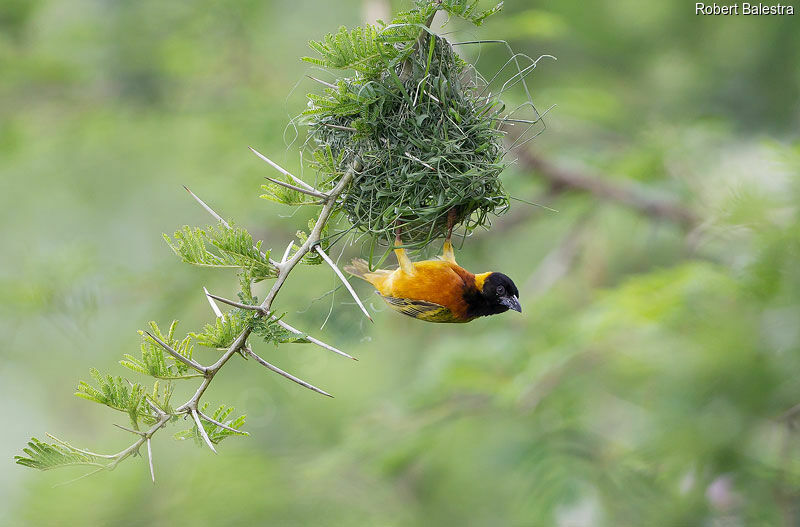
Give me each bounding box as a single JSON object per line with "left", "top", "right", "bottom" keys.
{"left": 344, "top": 257, "right": 392, "bottom": 285}
{"left": 343, "top": 258, "right": 371, "bottom": 279}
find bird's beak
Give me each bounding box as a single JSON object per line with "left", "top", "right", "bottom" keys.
{"left": 501, "top": 295, "right": 522, "bottom": 313}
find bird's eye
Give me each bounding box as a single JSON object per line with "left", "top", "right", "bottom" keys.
{"left": 496, "top": 285, "right": 505, "bottom": 296}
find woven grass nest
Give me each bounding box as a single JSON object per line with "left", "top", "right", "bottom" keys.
{"left": 294, "top": 2, "right": 518, "bottom": 262}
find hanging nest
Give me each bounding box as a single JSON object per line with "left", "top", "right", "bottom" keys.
{"left": 286, "top": 1, "right": 537, "bottom": 263}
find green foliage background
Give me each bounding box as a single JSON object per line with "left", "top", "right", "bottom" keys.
{"left": 2, "top": 0, "right": 799, "bottom": 525}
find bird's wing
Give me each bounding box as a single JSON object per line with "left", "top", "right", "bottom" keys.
{"left": 381, "top": 295, "right": 463, "bottom": 323}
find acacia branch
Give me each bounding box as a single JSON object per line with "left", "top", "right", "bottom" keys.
{"left": 66, "top": 162, "right": 359, "bottom": 477}
{"left": 174, "top": 163, "right": 357, "bottom": 413}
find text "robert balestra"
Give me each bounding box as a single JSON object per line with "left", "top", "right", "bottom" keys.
{"left": 696, "top": 3, "right": 795, "bottom": 15}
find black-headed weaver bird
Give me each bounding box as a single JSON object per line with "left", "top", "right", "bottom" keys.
{"left": 345, "top": 233, "right": 521, "bottom": 323}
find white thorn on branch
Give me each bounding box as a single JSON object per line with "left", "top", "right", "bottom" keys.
{"left": 249, "top": 146, "right": 318, "bottom": 193}
{"left": 146, "top": 438, "right": 155, "bottom": 483}
{"left": 205, "top": 292, "right": 268, "bottom": 314}
{"left": 205, "top": 292, "right": 355, "bottom": 360}
{"left": 264, "top": 176, "right": 329, "bottom": 200}
{"left": 281, "top": 240, "right": 295, "bottom": 264}
{"left": 306, "top": 75, "right": 337, "bottom": 89}
{"left": 144, "top": 331, "right": 208, "bottom": 374}
{"left": 183, "top": 185, "right": 230, "bottom": 228}
{"left": 314, "top": 244, "right": 373, "bottom": 323}
{"left": 274, "top": 318, "right": 357, "bottom": 360}
{"left": 183, "top": 185, "right": 281, "bottom": 268}
{"left": 191, "top": 407, "right": 218, "bottom": 454}
{"left": 204, "top": 287, "right": 224, "bottom": 318}
{"left": 145, "top": 396, "right": 168, "bottom": 418}
{"left": 246, "top": 347, "right": 333, "bottom": 398}
{"left": 113, "top": 423, "right": 145, "bottom": 437}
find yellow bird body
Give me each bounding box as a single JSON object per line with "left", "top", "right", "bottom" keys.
{"left": 346, "top": 242, "right": 520, "bottom": 323}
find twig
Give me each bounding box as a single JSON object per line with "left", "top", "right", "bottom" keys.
{"left": 105, "top": 412, "right": 171, "bottom": 468}
{"left": 314, "top": 244, "right": 373, "bottom": 322}
{"left": 779, "top": 402, "right": 800, "bottom": 424}
{"left": 173, "top": 163, "right": 356, "bottom": 413}
{"left": 246, "top": 347, "right": 333, "bottom": 398}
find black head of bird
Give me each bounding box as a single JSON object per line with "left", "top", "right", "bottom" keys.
{"left": 465, "top": 272, "right": 522, "bottom": 319}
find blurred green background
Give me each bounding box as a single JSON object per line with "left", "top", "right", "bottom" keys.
{"left": 2, "top": 0, "right": 799, "bottom": 525}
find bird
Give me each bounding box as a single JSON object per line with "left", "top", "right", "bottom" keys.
{"left": 345, "top": 229, "right": 521, "bottom": 323}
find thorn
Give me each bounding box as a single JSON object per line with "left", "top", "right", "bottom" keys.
{"left": 314, "top": 245, "right": 374, "bottom": 323}
{"left": 249, "top": 146, "right": 318, "bottom": 192}
{"left": 183, "top": 186, "right": 230, "bottom": 228}
{"left": 264, "top": 176, "right": 329, "bottom": 200}
{"left": 144, "top": 396, "right": 167, "bottom": 418}
{"left": 205, "top": 292, "right": 268, "bottom": 314}
{"left": 273, "top": 318, "right": 356, "bottom": 360}
{"left": 144, "top": 331, "right": 207, "bottom": 374}
{"left": 203, "top": 287, "right": 224, "bottom": 318}
{"left": 191, "top": 408, "right": 218, "bottom": 454}
{"left": 113, "top": 424, "right": 145, "bottom": 437}
{"left": 306, "top": 75, "right": 337, "bottom": 89}
{"left": 247, "top": 348, "right": 334, "bottom": 398}
{"left": 281, "top": 240, "right": 295, "bottom": 264}
{"left": 146, "top": 438, "right": 155, "bottom": 483}
{"left": 183, "top": 185, "right": 279, "bottom": 268}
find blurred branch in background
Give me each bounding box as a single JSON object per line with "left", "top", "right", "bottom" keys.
{"left": 505, "top": 121, "right": 698, "bottom": 229}
{"left": 518, "top": 149, "right": 698, "bottom": 228}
